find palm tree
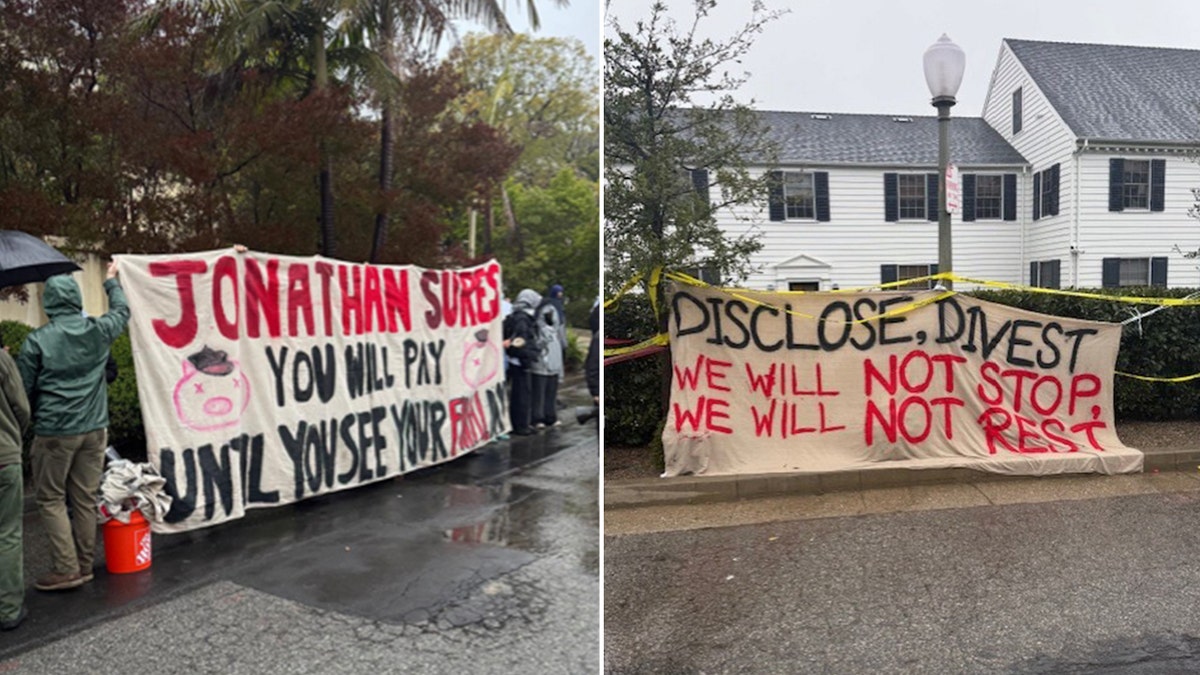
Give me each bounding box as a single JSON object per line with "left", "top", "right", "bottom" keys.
{"left": 343, "top": 0, "right": 568, "bottom": 264}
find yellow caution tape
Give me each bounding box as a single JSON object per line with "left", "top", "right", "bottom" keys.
{"left": 603, "top": 271, "right": 644, "bottom": 310}
{"left": 612, "top": 269, "right": 1200, "bottom": 379}
{"left": 648, "top": 266, "right": 663, "bottom": 321}
{"left": 1116, "top": 370, "right": 1200, "bottom": 383}
{"left": 944, "top": 273, "right": 1200, "bottom": 306}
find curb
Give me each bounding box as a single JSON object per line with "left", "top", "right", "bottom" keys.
{"left": 604, "top": 446, "right": 1200, "bottom": 510}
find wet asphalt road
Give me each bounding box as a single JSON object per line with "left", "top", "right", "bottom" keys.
{"left": 1, "top": 379, "right": 598, "bottom": 674}
{"left": 606, "top": 489, "right": 1200, "bottom": 674}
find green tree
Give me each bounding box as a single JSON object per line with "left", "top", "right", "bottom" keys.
{"left": 341, "top": 0, "right": 567, "bottom": 264}
{"left": 498, "top": 168, "right": 599, "bottom": 326}
{"left": 450, "top": 32, "right": 598, "bottom": 256}
{"left": 604, "top": 0, "right": 784, "bottom": 292}
{"left": 604, "top": 0, "right": 783, "bottom": 423}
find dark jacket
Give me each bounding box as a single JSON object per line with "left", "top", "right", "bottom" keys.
{"left": 585, "top": 303, "right": 599, "bottom": 398}
{"left": 503, "top": 290, "right": 542, "bottom": 369}
{"left": 0, "top": 349, "right": 30, "bottom": 466}
{"left": 18, "top": 275, "right": 130, "bottom": 436}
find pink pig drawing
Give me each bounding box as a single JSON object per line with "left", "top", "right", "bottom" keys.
{"left": 173, "top": 346, "right": 251, "bottom": 432}
{"left": 462, "top": 328, "right": 501, "bottom": 389}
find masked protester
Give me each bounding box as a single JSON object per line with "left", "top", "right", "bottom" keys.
{"left": 531, "top": 294, "right": 567, "bottom": 428}
{"left": 503, "top": 289, "right": 541, "bottom": 435}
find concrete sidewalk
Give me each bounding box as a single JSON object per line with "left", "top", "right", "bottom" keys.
{"left": 604, "top": 445, "right": 1200, "bottom": 511}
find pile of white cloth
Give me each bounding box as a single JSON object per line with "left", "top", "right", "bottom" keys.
{"left": 97, "top": 458, "right": 173, "bottom": 524}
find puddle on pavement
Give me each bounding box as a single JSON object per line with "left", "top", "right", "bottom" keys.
{"left": 173, "top": 429, "right": 598, "bottom": 624}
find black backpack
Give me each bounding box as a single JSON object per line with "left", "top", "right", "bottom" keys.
{"left": 503, "top": 311, "right": 538, "bottom": 367}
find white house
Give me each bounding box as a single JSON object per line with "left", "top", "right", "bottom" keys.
{"left": 708, "top": 38, "right": 1200, "bottom": 291}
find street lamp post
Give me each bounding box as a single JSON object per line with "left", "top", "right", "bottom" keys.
{"left": 923, "top": 34, "right": 965, "bottom": 290}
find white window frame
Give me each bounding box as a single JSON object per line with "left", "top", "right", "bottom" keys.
{"left": 1031, "top": 260, "right": 1058, "bottom": 289}
{"left": 973, "top": 174, "right": 1004, "bottom": 220}
{"left": 1122, "top": 159, "right": 1151, "bottom": 211}
{"left": 782, "top": 171, "right": 815, "bottom": 221}
{"left": 896, "top": 174, "right": 927, "bottom": 221}
{"left": 1116, "top": 258, "right": 1151, "bottom": 287}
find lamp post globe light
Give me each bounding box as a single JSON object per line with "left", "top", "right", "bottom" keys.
{"left": 923, "top": 34, "right": 965, "bottom": 290}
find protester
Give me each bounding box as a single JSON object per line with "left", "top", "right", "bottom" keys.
{"left": 0, "top": 336, "right": 31, "bottom": 631}
{"left": 18, "top": 263, "right": 129, "bottom": 591}
{"left": 501, "top": 293, "right": 515, "bottom": 376}
{"left": 503, "top": 289, "right": 541, "bottom": 436}
{"left": 531, "top": 294, "right": 567, "bottom": 428}
{"left": 546, "top": 284, "right": 567, "bottom": 329}
{"left": 585, "top": 299, "right": 600, "bottom": 406}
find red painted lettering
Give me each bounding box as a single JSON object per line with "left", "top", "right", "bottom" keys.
{"left": 287, "top": 264, "right": 315, "bottom": 337}
{"left": 383, "top": 268, "right": 412, "bottom": 332}
{"left": 315, "top": 262, "right": 335, "bottom": 336}
{"left": 212, "top": 255, "right": 239, "bottom": 340}
{"left": 244, "top": 258, "right": 281, "bottom": 338}
{"left": 340, "top": 265, "right": 364, "bottom": 335}
{"left": 150, "top": 260, "right": 207, "bottom": 348}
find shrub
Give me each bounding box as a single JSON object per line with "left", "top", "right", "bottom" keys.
{"left": 604, "top": 293, "right": 668, "bottom": 446}
{"left": 564, "top": 331, "right": 584, "bottom": 373}
{"left": 107, "top": 332, "right": 146, "bottom": 461}
{"left": 0, "top": 320, "right": 33, "bottom": 356}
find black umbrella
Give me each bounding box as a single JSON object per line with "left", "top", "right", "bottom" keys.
{"left": 0, "top": 231, "right": 82, "bottom": 288}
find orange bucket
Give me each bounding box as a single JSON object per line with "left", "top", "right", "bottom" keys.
{"left": 103, "top": 510, "right": 152, "bottom": 574}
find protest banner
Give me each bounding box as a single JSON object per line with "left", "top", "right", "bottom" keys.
{"left": 118, "top": 250, "right": 508, "bottom": 532}
{"left": 664, "top": 283, "right": 1143, "bottom": 477}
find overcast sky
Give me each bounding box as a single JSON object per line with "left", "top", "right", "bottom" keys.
{"left": 604, "top": 0, "right": 1200, "bottom": 118}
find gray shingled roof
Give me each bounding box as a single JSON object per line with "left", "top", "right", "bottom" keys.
{"left": 755, "top": 110, "right": 1027, "bottom": 166}
{"left": 1007, "top": 38, "right": 1200, "bottom": 143}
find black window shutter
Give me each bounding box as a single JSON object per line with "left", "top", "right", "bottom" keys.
{"left": 1048, "top": 164, "right": 1061, "bottom": 216}
{"left": 881, "top": 264, "right": 898, "bottom": 284}
{"left": 691, "top": 168, "right": 710, "bottom": 205}
{"left": 1003, "top": 173, "right": 1017, "bottom": 221}
{"left": 961, "top": 174, "right": 976, "bottom": 222}
{"left": 1012, "top": 88, "right": 1023, "bottom": 134}
{"left": 767, "top": 171, "right": 784, "bottom": 221}
{"left": 814, "top": 171, "right": 830, "bottom": 222}
{"left": 1150, "top": 159, "right": 1166, "bottom": 212}
{"left": 1101, "top": 258, "right": 1120, "bottom": 288}
{"left": 1151, "top": 256, "right": 1168, "bottom": 286}
{"left": 926, "top": 173, "right": 938, "bottom": 221}
{"left": 884, "top": 173, "right": 898, "bottom": 222}
{"left": 1032, "top": 172, "right": 1042, "bottom": 220}
{"left": 1109, "top": 159, "right": 1125, "bottom": 211}
{"left": 1029, "top": 261, "right": 1039, "bottom": 286}
{"left": 1049, "top": 260, "right": 1061, "bottom": 289}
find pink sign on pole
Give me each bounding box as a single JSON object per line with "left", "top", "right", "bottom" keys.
{"left": 946, "top": 163, "right": 961, "bottom": 214}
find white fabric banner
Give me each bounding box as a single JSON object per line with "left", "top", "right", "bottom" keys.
{"left": 663, "top": 284, "right": 1143, "bottom": 477}
{"left": 118, "top": 250, "right": 507, "bottom": 532}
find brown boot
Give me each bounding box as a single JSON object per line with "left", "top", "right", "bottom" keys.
{"left": 35, "top": 571, "right": 84, "bottom": 591}
{"left": 79, "top": 566, "right": 94, "bottom": 584}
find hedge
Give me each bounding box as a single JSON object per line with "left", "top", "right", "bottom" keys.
{"left": 603, "top": 285, "right": 1200, "bottom": 448}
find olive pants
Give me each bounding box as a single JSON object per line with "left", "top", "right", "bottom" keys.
{"left": 32, "top": 430, "right": 106, "bottom": 576}
{"left": 0, "top": 464, "right": 22, "bottom": 621}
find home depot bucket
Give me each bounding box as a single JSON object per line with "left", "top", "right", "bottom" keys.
{"left": 103, "top": 510, "right": 152, "bottom": 574}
